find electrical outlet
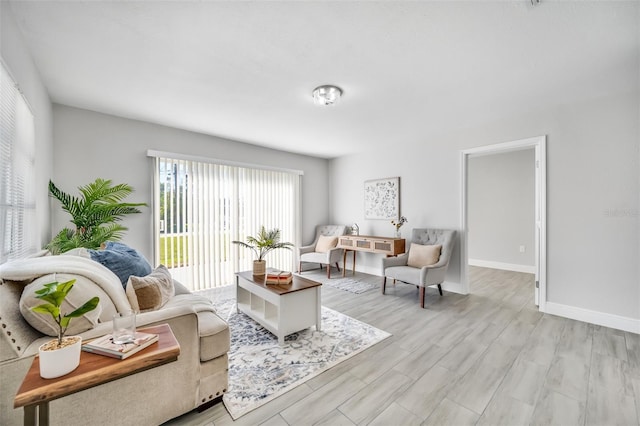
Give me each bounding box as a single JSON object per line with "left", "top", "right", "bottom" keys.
{"left": 519, "top": 245, "right": 526, "bottom": 253}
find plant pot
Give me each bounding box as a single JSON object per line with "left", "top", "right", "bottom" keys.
{"left": 253, "top": 260, "right": 266, "bottom": 275}
{"left": 38, "top": 336, "right": 82, "bottom": 379}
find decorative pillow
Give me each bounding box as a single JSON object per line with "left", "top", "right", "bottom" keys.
{"left": 315, "top": 235, "right": 338, "bottom": 253}
{"left": 19, "top": 275, "right": 103, "bottom": 337}
{"left": 88, "top": 241, "right": 152, "bottom": 288}
{"left": 125, "top": 265, "right": 174, "bottom": 312}
{"left": 407, "top": 243, "right": 442, "bottom": 268}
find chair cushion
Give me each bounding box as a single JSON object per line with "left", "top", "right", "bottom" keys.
{"left": 407, "top": 243, "right": 442, "bottom": 268}
{"left": 125, "top": 265, "right": 174, "bottom": 312}
{"left": 315, "top": 235, "right": 338, "bottom": 253}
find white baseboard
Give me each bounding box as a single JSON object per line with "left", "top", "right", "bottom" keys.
{"left": 468, "top": 259, "right": 535, "bottom": 274}
{"left": 544, "top": 302, "right": 640, "bottom": 334}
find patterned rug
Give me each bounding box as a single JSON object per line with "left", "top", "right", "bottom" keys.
{"left": 197, "top": 286, "right": 390, "bottom": 420}
{"left": 321, "top": 277, "right": 377, "bottom": 294}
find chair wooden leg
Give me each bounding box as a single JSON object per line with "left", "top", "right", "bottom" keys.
{"left": 326, "top": 264, "right": 331, "bottom": 279}
{"left": 420, "top": 286, "right": 425, "bottom": 308}
{"left": 438, "top": 284, "right": 443, "bottom": 296}
{"left": 299, "top": 262, "right": 302, "bottom": 273}
{"left": 335, "top": 262, "right": 341, "bottom": 272}
{"left": 382, "top": 277, "right": 386, "bottom": 294}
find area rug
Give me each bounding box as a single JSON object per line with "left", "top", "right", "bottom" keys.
{"left": 197, "top": 286, "right": 390, "bottom": 420}
{"left": 321, "top": 277, "right": 377, "bottom": 294}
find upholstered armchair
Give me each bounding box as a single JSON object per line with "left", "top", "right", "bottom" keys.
{"left": 298, "top": 225, "right": 348, "bottom": 278}
{"left": 382, "top": 228, "right": 457, "bottom": 308}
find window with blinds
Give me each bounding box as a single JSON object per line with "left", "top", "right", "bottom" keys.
{"left": 152, "top": 154, "right": 301, "bottom": 290}
{"left": 0, "top": 61, "right": 37, "bottom": 264}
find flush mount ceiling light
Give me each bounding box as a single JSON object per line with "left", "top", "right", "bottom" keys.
{"left": 312, "top": 85, "right": 343, "bottom": 106}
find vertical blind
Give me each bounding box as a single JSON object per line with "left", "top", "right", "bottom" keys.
{"left": 0, "top": 61, "right": 36, "bottom": 264}
{"left": 152, "top": 154, "right": 301, "bottom": 290}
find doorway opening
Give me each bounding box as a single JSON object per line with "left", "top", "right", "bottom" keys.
{"left": 460, "top": 136, "right": 547, "bottom": 312}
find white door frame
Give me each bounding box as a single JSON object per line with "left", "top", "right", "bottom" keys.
{"left": 460, "top": 135, "right": 547, "bottom": 312}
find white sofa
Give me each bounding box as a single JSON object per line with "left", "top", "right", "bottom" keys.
{"left": 0, "top": 255, "right": 230, "bottom": 426}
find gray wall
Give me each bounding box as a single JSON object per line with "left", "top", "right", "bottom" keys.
{"left": 1, "top": 3, "right": 53, "bottom": 251}
{"left": 330, "top": 90, "right": 639, "bottom": 320}
{"left": 468, "top": 149, "right": 535, "bottom": 269}
{"left": 52, "top": 105, "right": 330, "bottom": 264}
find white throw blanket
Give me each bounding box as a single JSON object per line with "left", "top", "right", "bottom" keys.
{"left": 0, "top": 255, "right": 132, "bottom": 313}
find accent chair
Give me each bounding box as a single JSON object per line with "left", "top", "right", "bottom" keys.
{"left": 298, "top": 225, "right": 348, "bottom": 278}
{"left": 382, "top": 228, "right": 457, "bottom": 308}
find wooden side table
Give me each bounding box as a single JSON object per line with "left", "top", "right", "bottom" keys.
{"left": 14, "top": 323, "right": 180, "bottom": 426}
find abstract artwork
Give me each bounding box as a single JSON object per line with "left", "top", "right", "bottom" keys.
{"left": 364, "top": 177, "right": 400, "bottom": 220}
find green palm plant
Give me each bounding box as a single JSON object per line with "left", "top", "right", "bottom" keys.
{"left": 232, "top": 226, "right": 293, "bottom": 261}
{"left": 46, "top": 178, "right": 146, "bottom": 254}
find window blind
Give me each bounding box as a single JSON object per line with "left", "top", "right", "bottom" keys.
{"left": 152, "top": 154, "right": 300, "bottom": 290}
{"left": 0, "top": 61, "right": 36, "bottom": 264}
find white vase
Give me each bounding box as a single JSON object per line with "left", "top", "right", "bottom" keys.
{"left": 395, "top": 230, "right": 402, "bottom": 239}
{"left": 38, "top": 336, "right": 82, "bottom": 379}
{"left": 253, "top": 260, "right": 266, "bottom": 275}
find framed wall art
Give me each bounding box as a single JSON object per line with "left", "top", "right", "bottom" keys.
{"left": 364, "top": 177, "right": 400, "bottom": 220}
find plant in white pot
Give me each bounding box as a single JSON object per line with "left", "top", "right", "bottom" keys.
{"left": 31, "top": 279, "right": 100, "bottom": 379}
{"left": 232, "top": 226, "right": 293, "bottom": 275}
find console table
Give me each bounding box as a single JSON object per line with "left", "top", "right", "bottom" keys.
{"left": 14, "top": 324, "right": 180, "bottom": 426}
{"left": 337, "top": 235, "right": 406, "bottom": 277}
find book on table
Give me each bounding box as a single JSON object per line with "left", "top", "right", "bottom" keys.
{"left": 82, "top": 331, "right": 159, "bottom": 359}
{"left": 266, "top": 270, "right": 293, "bottom": 285}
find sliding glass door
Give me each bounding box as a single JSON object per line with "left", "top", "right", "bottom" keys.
{"left": 152, "top": 154, "right": 300, "bottom": 290}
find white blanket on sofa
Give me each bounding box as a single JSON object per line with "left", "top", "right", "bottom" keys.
{"left": 0, "top": 255, "right": 131, "bottom": 313}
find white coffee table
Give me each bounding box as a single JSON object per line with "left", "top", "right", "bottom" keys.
{"left": 235, "top": 270, "right": 322, "bottom": 344}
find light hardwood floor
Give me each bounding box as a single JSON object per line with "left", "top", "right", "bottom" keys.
{"left": 168, "top": 266, "right": 640, "bottom": 426}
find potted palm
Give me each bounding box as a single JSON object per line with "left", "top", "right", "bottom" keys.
{"left": 232, "top": 226, "right": 294, "bottom": 275}
{"left": 46, "top": 178, "right": 146, "bottom": 254}
{"left": 32, "top": 279, "right": 100, "bottom": 378}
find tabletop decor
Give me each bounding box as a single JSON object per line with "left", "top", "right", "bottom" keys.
{"left": 31, "top": 279, "right": 100, "bottom": 378}
{"left": 232, "top": 226, "right": 293, "bottom": 275}
{"left": 391, "top": 215, "right": 408, "bottom": 238}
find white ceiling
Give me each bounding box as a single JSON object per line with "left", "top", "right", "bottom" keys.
{"left": 8, "top": 1, "right": 639, "bottom": 159}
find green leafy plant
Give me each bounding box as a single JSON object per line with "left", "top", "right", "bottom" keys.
{"left": 47, "top": 178, "right": 146, "bottom": 254}
{"left": 232, "top": 226, "right": 293, "bottom": 261}
{"left": 31, "top": 279, "right": 100, "bottom": 347}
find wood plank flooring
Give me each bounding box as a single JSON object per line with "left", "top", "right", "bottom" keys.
{"left": 167, "top": 266, "right": 640, "bottom": 426}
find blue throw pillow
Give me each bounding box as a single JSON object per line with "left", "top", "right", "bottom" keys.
{"left": 89, "top": 242, "right": 152, "bottom": 288}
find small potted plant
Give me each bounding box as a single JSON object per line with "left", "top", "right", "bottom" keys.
{"left": 391, "top": 216, "right": 408, "bottom": 238}
{"left": 31, "top": 279, "right": 100, "bottom": 378}
{"left": 232, "top": 226, "right": 294, "bottom": 275}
